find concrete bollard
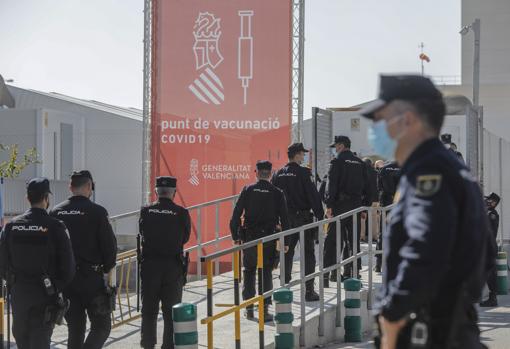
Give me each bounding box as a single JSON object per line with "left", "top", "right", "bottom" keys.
{"left": 173, "top": 303, "right": 198, "bottom": 349}
{"left": 496, "top": 252, "right": 508, "bottom": 295}
{"left": 344, "top": 278, "right": 362, "bottom": 343}
{"left": 273, "top": 288, "right": 294, "bottom": 349}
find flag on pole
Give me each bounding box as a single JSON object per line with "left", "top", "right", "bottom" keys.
{"left": 419, "top": 53, "right": 431, "bottom": 63}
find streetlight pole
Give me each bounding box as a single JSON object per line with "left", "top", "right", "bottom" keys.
{"left": 472, "top": 18, "right": 481, "bottom": 108}
{"left": 460, "top": 18, "right": 483, "bottom": 188}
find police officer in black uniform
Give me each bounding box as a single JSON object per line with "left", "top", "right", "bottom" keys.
{"left": 374, "top": 161, "right": 400, "bottom": 272}
{"left": 139, "top": 177, "right": 191, "bottom": 349}
{"left": 361, "top": 75, "right": 494, "bottom": 348}
{"left": 441, "top": 134, "right": 465, "bottom": 163}
{"left": 0, "top": 178, "right": 75, "bottom": 349}
{"left": 50, "top": 170, "right": 117, "bottom": 349}
{"left": 230, "top": 161, "right": 290, "bottom": 320}
{"left": 323, "top": 136, "right": 371, "bottom": 284}
{"left": 272, "top": 143, "right": 324, "bottom": 302}
{"left": 480, "top": 192, "right": 501, "bottom": 307}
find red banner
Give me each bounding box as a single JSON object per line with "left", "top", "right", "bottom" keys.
{"left": 152, "top": 0, "right": 292, "bottom": 206}
{"left": 151, "top": 0, "right": 292, "bottom": 271}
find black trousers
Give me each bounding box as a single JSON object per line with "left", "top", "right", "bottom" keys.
{"left": 324, "top": 204, "right": 361, "bottom": 277}
{"left": 12, "top": 303, "right": 53, "bottom": 349}
{"left": 65, "top": 295, "right": 111, "bottom": 349}
{"left": 65, "top": 272, "right": 111, "bottom": 349}
{"left": 243, "top": 240, "right": 275, "bottom": 305}
{"left": 486, "top": 234, "right": 499, "bottom": 295}
{"left": 285, "top": 211, "right": 316, "bottom": 291}
{"left": 141, "top": 259, "right": 184, "bottom": 349}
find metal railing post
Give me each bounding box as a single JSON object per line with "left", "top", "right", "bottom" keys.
{"left": 215, "top": 203, "right": 220, "bottom": 275}
{"left": 279, "top": 236, "right": 286, "bottom": 287}
{"left": 206, "top": 260, "right": 213, "bottom": 349}
{"left": 197, "top": 208, "right": 202, "bottom": 280}
{"left": 257, "top": 242, "right": 265, "bottom": 349}
{"left": 353, "top": 212, "right": 358, "bottom": 276}
{"left": 299, "top": 228, "right": 306, "bottom": 347}
{"left": 367, "top": 207, "right": 374, "bottom": 310}
{"left": 318, "top": 223, "right": 325, "bottom": 338}
{"left": 233, "top": 251, "right": 241, "bottom": 349}
{"left": 335, "top": 216, "right": 342, "bottom": 328}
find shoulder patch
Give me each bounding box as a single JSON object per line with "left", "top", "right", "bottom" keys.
{"left": 416, "top": 175, "right": 442, "bottom": 197}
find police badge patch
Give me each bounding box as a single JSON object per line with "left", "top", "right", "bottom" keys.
{"left": 416, "top": 175, "right": 442, "bottom": 197}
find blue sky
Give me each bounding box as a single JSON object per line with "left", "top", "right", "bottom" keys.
{"left": 0, "top": 0, "right": 460, "bottom": 116}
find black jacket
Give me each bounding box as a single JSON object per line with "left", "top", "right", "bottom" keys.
{"left": 378, "top": 162, "right": 401, "bottom": 206}
{"left": 139, "top": 198, "right": 191, "bottom": 261}
{"left": 488, "top": 207, "right": 499, "bottom": 238}
{"left": 230, "top": 180, "right": 290, "bottom": 241}
{"left": 51, "top": 196, "right": 117, "bottom": 272}
{"left": 378, "top": 139, "right": 495, "bottom": 327}
{"left": 272, "top": 162, "right": 324, "bottom": 219}
{"left": 325, "top": 150, "right": 371, "bottom": 208}
{"left": 0, "top": 208, "right": 75, "bottom": 299}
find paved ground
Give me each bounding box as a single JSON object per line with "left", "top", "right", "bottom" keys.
{"left": 3, "top": 243, "right": 509, "bottom": 348}
{"left": 324, "top": 295, "right": 510, "bottom": 349}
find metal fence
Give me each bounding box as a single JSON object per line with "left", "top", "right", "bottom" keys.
{"left": 200, "top": 205, "right": 392, "bottom": 348}
{"left": 108, "top": 194, "right": 239, "bottom": 327}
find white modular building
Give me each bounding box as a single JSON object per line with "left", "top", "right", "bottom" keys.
{"left": 0, "top": 86, "right": 142, "bottom": 216}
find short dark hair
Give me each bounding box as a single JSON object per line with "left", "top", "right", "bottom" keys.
{"left": 394, "top": 98, "right": 445, "bottom": 134}
{"left": 27, "top": 191, "right": 48, "bottom": 205}
{"left": 71, "top": 176, "right": 91, "bottom": 189}
{"left": 257, "top": 169, "right": 272, "bottom": 179}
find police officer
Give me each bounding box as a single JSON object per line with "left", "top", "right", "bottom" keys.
{"left": 272, "top": 143, "right": 324, "bottom": 302}
{"left": 441, "top": 134, "right": 465, "bottom": 163}
{"left": 480, "top": 192, "right": 501, "bottom": 307}
{"left": 374, "top": 161, "right": 401, "bottom": 273}
{"left": 324, "top": 136, "right": 371, "bottom": 284}
{"left": 362, "top": 75, "right": 494, "bottom": 348}
{"left": 0, "top": 178, "right": 75, "bottom": 349}
{"left": 50, "top": 170, "right": 117, "bottom": 349}
{"left": 230, "top": 161, "right": 290, "bottom": 320}
{"left": 139, "top": 177, "right": 191, "bottom": 349}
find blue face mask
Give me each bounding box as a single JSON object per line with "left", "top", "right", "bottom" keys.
{"left": 368, "top": 119, "right": 397, "bottom": 160}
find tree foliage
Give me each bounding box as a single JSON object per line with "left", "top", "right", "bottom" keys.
{"left": 0, "top": 144, "right": 40, "bottom": 179}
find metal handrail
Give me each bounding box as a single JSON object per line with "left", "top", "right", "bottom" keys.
{"left": 199, "top": 204, "right": 395, "bottom": 348}
{"left": 108, "top": 194, "right": 240, "bottom": 328}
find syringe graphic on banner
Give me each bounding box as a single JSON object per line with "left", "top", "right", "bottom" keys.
{"left": 238, "top": 10, "right": 254, "bottom": 105}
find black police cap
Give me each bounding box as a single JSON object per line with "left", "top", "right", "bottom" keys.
{"left": 256, "top": 160, "right": 272, "bottom": 171}
{"left": 26, "top": 177, "right": 52, "bottom": 195}
{"left": 440, "top": 134, "right": 452, "bottom": 144}
{"left": 156, "top": 176, "right": 177, "bottom": 188}
{"left": 360, "top": 75, "right": 443, "bottom": 119}
{"left": 288, "top": 142, "right": 309, "bottom": 154}
{"left": 329, "top": 135, "right": 351, "bottom": 148}
{"left": 485, "top": 192, "right": 500, "bottom": 204}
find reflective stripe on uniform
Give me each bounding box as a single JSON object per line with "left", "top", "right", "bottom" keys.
{"left": 497, "top": 270, "right": 508, "bottom": 277}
